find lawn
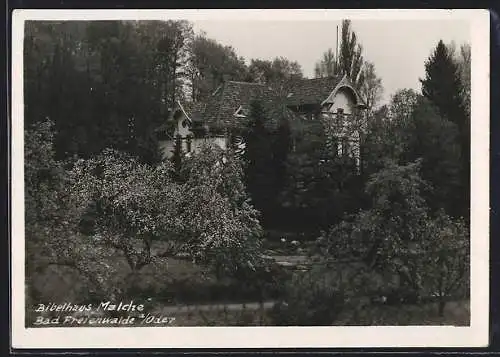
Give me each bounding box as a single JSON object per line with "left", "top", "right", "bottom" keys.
{"left": 26, "top": 238, "right": 470, "bottom": 327}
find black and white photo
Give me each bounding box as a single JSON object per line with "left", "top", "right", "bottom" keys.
{"left": 11, "top": 9, "right": 489, "bottom": 349}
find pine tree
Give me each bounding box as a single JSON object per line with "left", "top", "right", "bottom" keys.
{"left": 420, "top": 40, "right": 469, "bottom": 219}
{"left": 242, "top": 101, "right": 276, "bottom": 224}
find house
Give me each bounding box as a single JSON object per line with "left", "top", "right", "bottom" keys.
{"left": 157, "top": 74, "right": 367, "bottom": 166}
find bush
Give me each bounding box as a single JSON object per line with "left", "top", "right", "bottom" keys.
{"left": 269, "top": 268, "right": 345, "bottom": 326}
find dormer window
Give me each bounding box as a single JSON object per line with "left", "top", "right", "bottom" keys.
{"left": 234, "top": 106, "right": 249, "bottom": 118}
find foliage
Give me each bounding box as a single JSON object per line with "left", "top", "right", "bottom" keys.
{"left": 24, "top": 20, "right": 193, "bottom": 163}
{"left": 400, "top": 97, "right": 462, "bottom": 216}
{"left": 420, "top": 40, "right": 468, "bottom": 139}
{"left": 326, "top": 160, "right": 430, "bottom": 295}
{"left": 338, "top": 20, "right": 365, "bottom": 89}
{"left": 358, "top": 61, "right": 383, "bottom": 113}
{"left": 455, "top": 43, "right": 471, "bottom": 115}
{"left": 178, "top": 143, "right": 264, "bottom": 278}
{"left": 420, "top": 40, "right": 469, "bottom": 218}
{"left": 314, "top": 20, "right": 382, "bottom": 112}
{"left": 242, "top": 101, "right": 281, "bottom": 223}
{"left": 389, "top": 88, "right": 420, "bottom": 124}
{"left": 25, "top": 121, "right": 121, "bottom": 300}
{"left": 281, "top": 117, "right": 362, "bottom": 231}
{"left": 418, "top": 211, "right": 470, "bottom": 315}
{"left": 365, "top": 89, "right": 463, "bottom": 217}
{"left": 360, "top": 106, "right": 402, "bottom": 177}
{"left": 248, "top": 57, "right": 303, "bottom": 85}
{"left": 269, "top": 267, "right": 345, "bottom": 325}
{"left": 446, "top": 41, "right": 471, "bottom": 115}
{"left": 315, "top": 19, "right": 365, "bottom": 89}
{"left": 70, "top": 149, "right": 182, "bottom": 278}
{"left": 325, "top": 159, "right": 469, "bottom": 309}
{"left": 188, "top": 34, "right": 249, "bottom": 102}
{"left": 314, "top": 48, "right": 338, "bottom": 78}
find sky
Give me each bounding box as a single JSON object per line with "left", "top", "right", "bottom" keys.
{"left": 191, "top": 19, "right": 470, "bottom": 105}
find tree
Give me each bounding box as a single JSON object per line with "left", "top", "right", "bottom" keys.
{"left": 326, "top": 158, "right": 469, "bottom": 310}
{"left": 25, "top": 120, "right": 121, "bottom": 301}
{"left": 326, "top": 160, "right": 430, "bottom": 295}
{"left": 400, "top": 98, "right": 462, "bottom": 216}
{"left": 281, "top": 117, "right": 361, "bottom": 232}
{"left": 360, "top": 105, "right": 400, "bottom": 177}
{"left": 419, "top": 211, "right": 470, "bottom": 316}
{"left": 248, "top": 57, "right": 303, "bottom": 85}
{"left": 188, "top": 34, "right": 248, "bottom": 102}
{"left": 314, "top": 20, "right": 383, "bottom": 111}
{"left": 178, "top": 144, "right": 264, "bottom": 278}
{"left": 242, "top": 101, "right": 279, "bottom": 224}
{"left": 367, "top": 89, "right": 463, "bottom": 217}
{"left": 389, "top": 88, "right": 420, "bottom": 123}
{"left": 421, "top": 40, "right": 467, "bottom": 133}
{"left": 456, "top": 43, "right": 471, "bottom": 114}
{"left": 420, "top": 40, "right": 469, "bottom": 218}
{"left": 358, "top": 61, "right": 383, "bottom": 113}
{"left": 70, "top": 149, "right": 182, "bottom": 292}
{"left": 314, "top": 48, "right": 338, "bottom": 78}
{"left": 315, "top": 20, "right": 364, "bottom": 89}
{"left": 338, "top": 20, "right": 365, "bottom": 90}
{"left": 23, "top": 21, "right": 191, "bottom": 163}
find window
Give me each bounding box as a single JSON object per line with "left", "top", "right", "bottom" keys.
{"left": 186, "top": 135, "right": 192, "bottom": 152}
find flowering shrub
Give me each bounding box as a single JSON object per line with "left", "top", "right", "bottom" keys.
{"left": 25, "top": 121, "right": 120, "bottom": 300}
{"left": 26, "top": 123, "right": 265, "bottom": 302}
{"left": 70, "top": 149, "right": 182, "bottom": 274}
{"left": 178, "top": 144, "right": 264, "bottom": 278}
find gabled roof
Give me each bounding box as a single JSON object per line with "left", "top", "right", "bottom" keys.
{"left": 162, "top": 76, "right": 367, "bottom": 135}
{"left": 285, "top": 75, "right": 345, "bottom": 107}
{"left": 203, "top": 81, "right": 275, "bottom": 129}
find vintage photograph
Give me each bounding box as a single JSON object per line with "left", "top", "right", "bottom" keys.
{"left": 12, "top": 9, "right": 489, "bottom": 348}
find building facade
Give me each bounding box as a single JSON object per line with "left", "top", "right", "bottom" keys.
{"left": 157, "top": 74, "right": 367, "bottom": 165}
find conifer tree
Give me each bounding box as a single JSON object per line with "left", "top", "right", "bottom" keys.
{"left": 420, "top": 40, "right": 469, "bottom": 218}
{"left": 242, "top": 101, "right": 276, "bottom": 224}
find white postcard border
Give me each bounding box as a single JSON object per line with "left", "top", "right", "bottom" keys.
{"left": 11, "top": 9, "right": 490, "bottom": 349}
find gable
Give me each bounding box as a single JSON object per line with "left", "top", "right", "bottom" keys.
{"left": 321, "top": 75, "right": 367, "bottom": 109}
{"left": 164, "top": 75, "right": 367, "bottom": 136}
{"left": 324, "top": 87, "right": 358, "bottom": 114}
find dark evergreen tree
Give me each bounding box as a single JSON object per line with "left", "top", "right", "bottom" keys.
{"left": 242, "top": 101, "right": 277, "bottom": 225}
{"left": 281, "top": 118, "right": 360, "bottom": 233}
{"left": 420, "top": 40, "right": 469, "bottom": 219}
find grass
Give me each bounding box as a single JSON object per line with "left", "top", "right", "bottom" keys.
{"left": 335, "top": 300, "right": 470, "bottom": 326}
{"left": 26, "top": 238, "right": 470, "bottom": 327}
{"left": 150, "top": 299, "right": 470, "bottom": 326}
